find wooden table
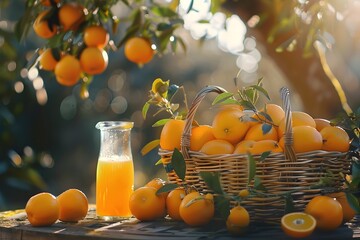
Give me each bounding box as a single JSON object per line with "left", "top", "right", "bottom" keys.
{"left": 1, "top": 206, "right": 359, "bottom": 239}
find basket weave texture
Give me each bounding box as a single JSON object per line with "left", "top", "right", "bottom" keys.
{"left": 159, "top": 85, "right": 350, "bottom": 223}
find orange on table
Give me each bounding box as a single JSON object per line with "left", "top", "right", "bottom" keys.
{"left": 124, "top": 37, "right": 154, "bottom": 65}
{"left": 129, "top": 186, "right": 166, "bottom": 221}
{"left": 305, "top": 195, "right": 343, "bottom": 231}
{"left": 200, "top": 139, "right": 234, "bottom": 155}
{"left": 279, "top": 126, "right": 322, "bottom": 153}
{"left": 33, "top": 10, "right": 57, "bottom": 39}
{"left": 145, "top": 177, "right": 168, "bottom": 200}
{"left": 96, "top": 157, "right": 134, "bottom": 218}
{"left": 25, "top": 192, "right": 59, "bottom": 227}
{"left": 58, "top": 3, "right": 85, "bottom": 31}
{"left": 244, "top": 123, "right": 278, "bottom": 142}
{"left": 233, "top": 140, "right": 255, "bottom": 154}
{"left": 190, "top": 125, "right": 215, "bottom": 151}
{"left": 314, "top": 118, "right": 331, "bottom": 132}
{"left": 179, "top": 192, "right": 214, "bottom": 227}
{"left": 212, "top": 108, "right": 250, "bottom": 144}
{"left": 166, "top": 187, "right": 186, "bottom": 221}
{"left": 278, "top": 111, "right": 316, "bottom": 137}
{"left": 226, "top": 205, "right": 250, "bottom": 235}
{"left": 159, "top": 119, "right": 185, "bottom": 151}
{"left": 39, "top": 48, "right": 58, "bottom": 71}
{"left": 80, "top": 47, "right": 108, "bottom": 75}
{"left": 54, "top": 55, "right": 82, "bottom": 86}
{"left": 255, "top": 103, "right": 285, "bottom": 126}
{"left": 57, "top": 189, "right": 88, "bottom": 222}
{"left": 281, "top": 212, "right": 316, "bottom": 238}
{"left": 320, "top": 126, "right": 350, "bottom": 152}
{"left": 249, "top": 139, "right": 283, "bottom": 155}
{"left": 328, "top": 192, "right": 357, "bottom": 223}
{"left": 83, "top": 25, "right": 109, "bottom": 49}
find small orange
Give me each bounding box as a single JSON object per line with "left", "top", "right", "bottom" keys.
{"left": 238, "top": 189, "right": 250, "bottom": 198}
{"left": 244, "top": 123, "right": 278, "bottom": 142}
{"left": 249, "top": 140, "right": 283, "bottom": 155}
{"left": 278, "top": 111, "right": 316, "bottom": 137}
{"left": 212, "top": 108, "right": 250, "bottom": 144}
{"left": 25, "top": 192, "right": 59, "bottom": 227}
{"left": 83, "top": 25, "right": 109, "bottom": 49}
{"left": 226, "top": 205, "right": 250, "bottom": 235}
{"left": 281, "top": 212, "right": 316, "bottom": 238}
{"left": 314, "top": 118, "right": 331, "bottom": 132}
{"left": 279, "top": 126, "right": 322, "bottom": 153}
{"left": 305, "top": 195, "right": 343, "bottom": 231}
{"left": 159, "top": 119, "right": 185, "bottom": 151}
{"left": 80, "top": 47, "right": 108, "bottom": 75}
{"left": 166, "top": 187, "right": 186, "bottom": 221}
{"left": 124, "top": 37, "right": 154, "bottom": 65}
{"left": 179, "top": 192, "right": 214, "bottom": 226}
{"left": 57, "top": 189, "right": 88, "bottom": 222}
{"left": 190, "top": 125, "right": 216, "bottom": 151}
{"left": 129, "top": 186, "right": 166, "bottom": 221}
{"left": 200, "top": 139, "right": 234, "bottom": 155}
{"left": 54, "top": 55, "right": 82, "bottom": 86}
{"left": 145, "top": 177, "right": 166, "bottom": 190}
{"left": 33, "top": 10, "right": 57, "bottom": 39}
{"left": 58, "top": 3, "right": 85, "bottom": 31}
{"left": 328, "top": 192, "right": 357, "bottom": 223}
{"left": 39, "top": 48, "right": 58, "bottom": 71}
{"left": 233, "top": 140, "right": 255, "bottom": 154}
{"left": 320, "top": 126, "right": 350, "bottom": 152}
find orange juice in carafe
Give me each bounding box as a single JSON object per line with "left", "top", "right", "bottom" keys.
{"left": 95, "top": 121, "right": 134, "bottom": 219}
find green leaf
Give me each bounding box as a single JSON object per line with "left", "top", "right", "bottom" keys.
{"left": 155, "top": 158, "right": 163, "bottom": 165}
{"left": 215, "top": 195, "right": 231, "bottom": 220}
{"left": 151, "top": 6, "right": 178, "bottom": 17}
{"left": 142, "top": 102, "right": 150, "bottom": 119}
{"left": 253, "top": 176, "right": 267, "bottom": 191}
{"left": 284, "top": 193, "right": 295, "bottom": 214}
{"left": 157, "top": 23, "right": 173, "bottom": 31}
{"left": 262, "top": 123, "right": 272, "bottom": 135}
{"left": 239, "top": 100, "right": 256, "bottom": 111}
{"left": 156, "top": 183, "right": 179, "bottom": 195}
{"left": 260, "top": 151, "right": 271, "bottom": 161}
{"left": 212, "top": 92, "right": 233, "bottom": 105}
{"left": 152, "top": 118, "right": 171, "bottom": 127}
{"left": 247, "top": 153, "right": 256, "bottom": 184}
{"left": 167, "top": 84, "right": 180, "bottom": 100}
{"left": 345, "top": 192, "right": 360, "bottom": 214}
{"left": 175, "top": 36, "right": 187, "bottom": 52}
{"left": 141, "top": 139, "right": 160, "bottom": 156}
{"left": 171, "top": 148, "right": 186, "bottom": 181}
{"left": 199, "top": 171, "right": 223, "bottom": 194}
{"left": 258, "top": 111, "right": 272, "bottom": 122}
{"left": 251, "top": 85, "right": 270, "bottom": 100}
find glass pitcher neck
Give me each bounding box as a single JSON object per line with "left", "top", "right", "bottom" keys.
{"left": 96, "top": 121, "right": 134, "bottom": 131}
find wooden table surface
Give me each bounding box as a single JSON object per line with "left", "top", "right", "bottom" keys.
{"left": 1, "top": 205, "right": 359, "bottom": 240}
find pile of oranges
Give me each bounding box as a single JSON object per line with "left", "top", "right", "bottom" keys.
{"left": 160, "top": 103, "right": 350, "bottom": 156}
{"left": 25, "top": 188, "right": 88, "bottom": 227}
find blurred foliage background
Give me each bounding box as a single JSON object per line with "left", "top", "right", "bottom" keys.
{"left": 1, "top": 0, "right": 360, "bottom": 210}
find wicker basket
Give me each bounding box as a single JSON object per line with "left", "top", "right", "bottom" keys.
{"left": 159, "top": 85, "right": 350, "bottom": 223}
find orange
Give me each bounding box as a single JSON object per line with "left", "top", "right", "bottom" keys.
{"left": 179, "top": 192, "right": 214, "bottom": 226}
{"left": 279, "top": 126, "right": 322, "bottom": 153}
{"left": 58, "top": 3, "right": 85, "bottom": 31}
{"left": 166, "top": 187, "right": 186, "bottom": 221}
{"left": 190, "top": 125, "right": 215, "bottom": 151}
{"left": 33, "top": 10, "right": 57, "bottom": 39}
{"left": 54, "top": 55, "right": 82, "bottom": 86}
{"left": 226, "top": 205, "right": 250, "bottom": 235}
{"left": 145, "top": 177, "right": 166, "bottom": 190}
{"left": 233, "top": 140, "right": 255, "bottom": 154}
{"left": 328, "top": 192, "right": 357, "bottom": 223}
{"left": 25, "top": 192, "right": 59, "bottom": 227}
{"left": 249, "top": 140, "right": 283, "bottom": 155}
{"left": 200, "top": 139, "right": 234, "bottom": 155}
{"left": 39, "top": 48, "right": 58, "bottom": 71}
{"left": 80, "top": 47, "right": 108, "bottom": 75}
{"left": 129, "top": 186, "right": 166, "bottom": 221}
{"left": 159, "top": 119, "right": 185, "bottom": 151}
{"left": 278, "top": 111, "right": 316, "bottom": 137}
{"left": 212, "top": 108, "right": 250, "bottom": 144}
{"left": 238, "top": 189, "right": 250, "bottom": 198}
{"left": 244, "top": 123, "right": 278, "bottom": 141}
{"left": 255, "top": 103, "right": 285, "bottom": 126}
{"left": 83, "top": 25, "right": 109, "bottom": 49}
{"left": 305, "top": 195, "right": 343, "bottom": 231}
{"left": 281, "top": 212, "right": 316, "bottom": 238}
{"left": 57, "top": 189, "right": 88, "bottom": 222}
{"left": 40, "top": 0, "right": 60, "bottom": 6}
{"left": 124, "top": 37, "right": 154, "bottom": 65}
{"left": 314, "top": 118, "right": 331, "bottom": 132}
{"left": 320, "top": 126, "right": 350, "bottom": 152}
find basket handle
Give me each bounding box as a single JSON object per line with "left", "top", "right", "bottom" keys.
{"left": 280, "top": 87, "right": 297, "bottom": 162}
{"left": 181, "top": 85, "right": 227, "bottom": 159}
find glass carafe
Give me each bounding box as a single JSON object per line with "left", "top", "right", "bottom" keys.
{"left": 95, "top": 121, "right": 134, "bottom": 219}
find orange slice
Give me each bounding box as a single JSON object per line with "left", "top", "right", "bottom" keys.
{"left": 281, "top": 212, "right": 316, "bottom": 238}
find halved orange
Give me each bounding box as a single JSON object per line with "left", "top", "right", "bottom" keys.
{"left": 281, "top": 212, "right": 316, "bottom": 238}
